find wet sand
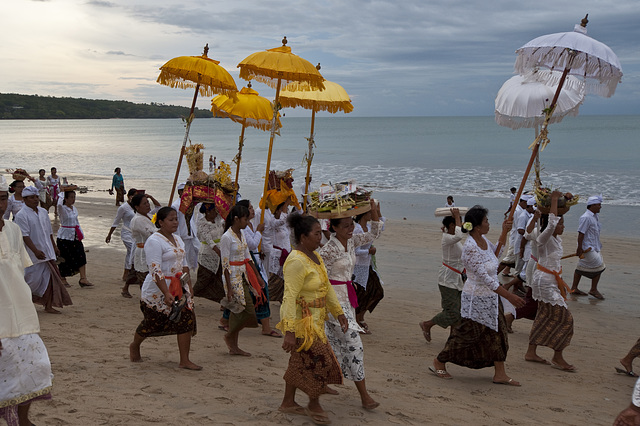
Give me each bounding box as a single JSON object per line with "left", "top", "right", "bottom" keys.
{"left": 26, "top": 195, "right": 640, "bottom": 425}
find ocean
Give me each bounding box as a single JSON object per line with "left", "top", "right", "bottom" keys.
{"left": 1, "top": 115, "right": 638, "bottom": 236}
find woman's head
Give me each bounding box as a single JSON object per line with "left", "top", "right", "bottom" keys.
{"left": 288, "top": 214, "right": 320, "bottom": 246}
{"left": 38, "top": 169, "right": 46, "bottom": 177}
{"left": 51, "top": 167, "right": 57, "bottom": 174}
{"left": 462, "top": 205, "right": 489, "bottom": 234}
{"left": 127, "top": 188, "right": 137, "bottom": 199}
{"left": 224, "top": 204, "right": 250, "bottom": 231}
{"left": 114, "top": 167, "right": 121, "bottom": 174}
{"left": 155, "top": 206, "right": 178, "bottom": 232}
{"left": 236, "top": 199, "right": 255, "bottom": 220}
{"left": 200, "top": 202, "right": 218, "bottom": 221}
{"left": 442, "top": 215, "right": 456, "bottom": 233}
{"left": 9, "top": 180, "right": 24, "bottom": 194}
{"left": 130, "top": 193, "right": 149, "bottom": 214}
{"left": 329, "top": 217, "right": 355, "bottom": 240}
{"left": 63, "top": 190, "right": 76, "bottom": 205}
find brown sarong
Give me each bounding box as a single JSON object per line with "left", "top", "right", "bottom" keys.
{"left": 268, "top": 273, "right": 284, "bottom": 303}
{"left": 529, "top": 302, "right": 573, "bottom": 351}
{"left": 228, "top": 280, "right": 258, "bottom": 334}
{"left": 284, "top": 340, "right": 343, "bottom": 399}
{"left": 430, "top": 285, "right": 461, "bottom": 328}
{"left": 135, "top": 302, "right": 195, "bottom": 338}
{"left": 437, "top": 301, "right": 508, "bottom": 369}
{"left": 193, "top": 263, "right": 225, "bottom": 303}
{"left": 32, "top": 260, "right": 73, "bottom": 309}
{"left": 355, "top": 266, "right": 385, "bottom": 315}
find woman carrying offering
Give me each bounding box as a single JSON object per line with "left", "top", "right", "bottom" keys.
{"left": 219, "top": 204, "right": 264, "bottom": 356}
{"left": 129, "top": 207, "right": 201, "bottom": 370}
{"left": 126, "top": 193, "right": 161, "bottom": 298}
{"left": 433, "top": 205, "right": 525, "bottom": 385}
{"left": 193, "top": 203, "right": 225, "bottom": 304}
{"left": 278, "top": 214, "right": 348, "bottom": 424}
{"left": 319, "top": 198, "right": 381, "bottom": 410}
{"left": 420, "top": 208, "right": 464, "bottom": 342}
{"left": 524, "top": 191, "right": 575, "bottom": 371}
{"left": 57, "top": 189, "right": 93, "bottom": 287}
{"left": 106, "top": 188, "right": 137, "bottom": 283}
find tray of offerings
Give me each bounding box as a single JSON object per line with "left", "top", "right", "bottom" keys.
{"left": 307, "top": 181, "right": 373, "bottom": 219}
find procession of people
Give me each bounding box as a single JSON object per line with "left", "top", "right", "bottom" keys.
{"left": 2, "top": 161, "right": 636, "bottom": 426}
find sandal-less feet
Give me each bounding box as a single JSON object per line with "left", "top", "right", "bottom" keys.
{"left": 121, "top": 288, "right": 133, "bottom": 298}
{"left": 588, "top": 291, "right": 605, "bottom": 300}
{"left": 525, "top": 357, "right": 550, "bottom": 365}
{"left": 551, "top": 362, "right": 577, "bottom": 372}
{"left": 278, "top": 405, "right": 307, "bottom": 416}
{"left": 493, "top": 378, "right": 521, "bottom": 386}
{"left": 61, "top": 280, "right": 71, "bottom": 288}
{"left": 79, "top": 279, "right": 94, "bottom": 287}
{"left": 362, "top": 401, "right": 380, "bottom": 410}
{"left": 570, "top": 288, "right": 587, "bottom": 296}
{"left": 429, "top": 365, "right": 452, "bottom": 379}
{"left": 262, "top": 330, "right": 283, "bottom": 338}
{"left": 304, "top": 407, "right": 332, "bottom": 425}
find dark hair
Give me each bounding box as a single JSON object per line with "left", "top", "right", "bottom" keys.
{"left": 130, "top": 194, "right": 147, "bottom": 212}
{"left": 199, "top": 202, "right": 217, "bottom": 214}
{"left": 51, "top": 167, "right": 56, "bottom": 172}
{"left": 64, "top": 190, "right": 75, "bottom": 200}
{"left": 236, "top": 199, "right": 250, "bottom": 209}
{"left": 224, "top": 204, "right": 250, "bottom": 231}
{"left": 288, "top": 213, "right": 319, "bottom": 244}
{"left": 442, "top": 215, "right": 456, "bottom": 228}
{"left": 510, "top": 187, "right": 516, "bottom": 192}
{"left": 127, "top": 188, "right": 137, "bottom": 198}
{"left": 9, "top": 180, "right": 23, "bottom": 193}
{"left": 39, "top": 169, "right": 45, "bottom": 174}
{"left": 461, "top": 205, "right": 488, "bottom": 233}
{"left": 329, "top": 217, "right": 352, "bottom": 233}
{"left": 276, "top": 201, "right": 286, "bottom": 212}
{"left": 447, "top": 195, "right": 454, "bottom": 201}
{"left": 114, "top": 167, "right": 121, "bottom": 173}
{"left": 155, "top": 206, "right": 176, "bottom": 229}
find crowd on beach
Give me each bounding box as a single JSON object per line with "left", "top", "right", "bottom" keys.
{"left": 2, "top": 168, "right": 640, "bottom": 425}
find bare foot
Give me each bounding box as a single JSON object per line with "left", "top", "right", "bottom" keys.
{"left": 224, "top": 334, "right": 251, "bottom": 356}
{"left": 620, "top": 358, "right": 635, "bottom": 374}
{"left": 324, "top": 386, "right": 339, "bottom": 395}
{"left": 129, "top": 343, "right": 142, "bottom": 362}
{"left": 524, "top": 355, "right": 550, "bottom": 364}
{"left": 419, "top": 321, "right": 432, "bottom": 342}
{"left": 44, "top": 307, "right": 61, "bottom": 314}
{"left": 493, "top": 375, "right": 520, "bottom": 386}
{"left": 179, "top": 361, "right": 203, "bottom": 370}
{"left": 362, "top": 396, "right": 380, "bottom": 410}
{"left": 278, "top": 404, "right": 307, "bottom": 415}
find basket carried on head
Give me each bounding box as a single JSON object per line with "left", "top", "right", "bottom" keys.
{"left": 6, "top": 168, "right": 30, "bottom": 181}
{"left": 307, "top": 180, "right": 372, "bottom": 219}
{"left": 534, "top": 184, "right": 579, "bottom": 215}
{"left": 260, "top": 169, "right": 301, "bottom": 214}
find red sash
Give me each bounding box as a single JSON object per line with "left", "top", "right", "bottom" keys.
{"left": 230, "top": 259, "right": 266, "bottom": 306}
{"left": 330, "top": 280, "right": 358, "bottom": 308}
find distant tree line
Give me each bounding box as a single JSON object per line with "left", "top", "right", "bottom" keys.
{"left": 0, "top": 93, "right": 214, "bottom": 119}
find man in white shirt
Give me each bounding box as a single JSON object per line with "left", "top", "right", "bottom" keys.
{"left": 500, "top": 195, "right": 529, "bottom": 276}
{"left": 613, "top": 376, "right": 640, "bottom": 425}
{"left": 171, "top": 183, "right": 200, "bottom": 271}
{"left": 571, "top": 195, "right": 605, "bottom": 299}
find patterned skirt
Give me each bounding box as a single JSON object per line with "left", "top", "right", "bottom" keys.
{"left": 57, "top": 238, "right": 87, "bottom": 277}
{"left": 135, "top": 301, "right": 195, "bottom": 338}
{"left": 284, "top": 340, "right": 343, "bottom": 399}
{"left": 355, "top": 266, "right": 385, "bottom": 315}
{"left": 431, "top": 285, "right": 462, "bottom": 328}
{"left": 437, "top": 302, "right": 509, "bottom": 369}
{"left": 193, "top": 263, "right": 225, "bottom": 303}
{"left": 529, "top": 302, "right": 573, "bottom": 351}
{"left": 228, "top": 280, "right": 258, "bottom": 334}
{"left": 268, "top": 273, "right": 284, "bottom": 303}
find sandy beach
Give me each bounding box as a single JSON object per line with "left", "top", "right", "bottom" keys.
{"left": 21, "top": 194, "right": 640, "bottom": 425}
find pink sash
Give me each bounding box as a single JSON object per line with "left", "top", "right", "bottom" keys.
{"left": 62, "top": 225, "right": 84, "bottom": 241}
{"left": 330, "top": 279, "right": 358, "bottom": 308}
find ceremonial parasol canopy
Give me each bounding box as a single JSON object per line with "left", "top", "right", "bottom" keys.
{"left": 237, "top": 36, "right": 324, "bottom": 224}
{"left": 211, "top": 83, "right": 282, "bottom": 199}
{"left": 157, "top": 44, "right": 238, "bottom": 204}
{"left": 279, "top": 70, "right": 353, "bottom": 211}
{"left": 497, "top": 15, "right": 623, "bottom": 253}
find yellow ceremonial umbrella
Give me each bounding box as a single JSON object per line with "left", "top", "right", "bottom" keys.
{"left": 237, "top": 36, "right": 324, "bottom": 224}
{"left": 157, "top": 44, "right": 238, "bottom": 204}
{"left": 211, "top": 83, "right": 282, "bottom": 200}
{"left": 279, "top": 66, "right": 353, "bottom": 211}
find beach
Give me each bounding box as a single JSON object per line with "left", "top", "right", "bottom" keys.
{"left": 22, "top": 194, "right": 640, "bottom": 425}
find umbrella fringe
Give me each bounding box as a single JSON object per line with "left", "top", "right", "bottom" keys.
{"left": 157, "top": 73, "right": 236, "bottom": 97}
{"left": 238, "top": 68, "right": 324, "bottom": 91}
{"left": 278, "top": 97, "right": 353, "bottom": 114}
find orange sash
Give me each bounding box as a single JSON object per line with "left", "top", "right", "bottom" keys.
{"left": 536, "top": 263, "right": 571, "bottom": 300}
{"left": 168, "top": 273, "right": 183, "bottom": 299}
{"left": 230, "top": 259, "right": 266, "bottom": 306}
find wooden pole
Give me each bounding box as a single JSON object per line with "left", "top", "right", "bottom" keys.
{"left": 233, "top": 119, "right": 246, "bottom": 202}
{"left": 495, "top": 65, "right": 571, "bottom": 254}
{"left": 259, "top": 78, "right": 282, "bottom": 226}
{"left": 303, "top": 107, "right": 316, "bottom": 213}
{"left": 168, "top": 84, "right": 200, "bottom": 205}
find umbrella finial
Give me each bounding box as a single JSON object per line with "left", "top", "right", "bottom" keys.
{"left": 580, "top": 14, "right": 589, "bottom": 28}
{"left": 316, "top": 63, "right": 321, "bottom": 71}
{"left": 247, "top": 81, "right": 252, "bottom": 88}
{"left": 282, "top": 36, "right": 288, "bottom": 46}
{"left": 203, "top": 43, "right": 209, "bottom": 57}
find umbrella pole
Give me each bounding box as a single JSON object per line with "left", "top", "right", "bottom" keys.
{"left": 303, "top": 108, "right": 316, "bottom": 213}
{"left": 496, "top": 66, "right": 570, "bottom": 254}
{"left": 168, "top": 84, "right": 200, "bottom": 205}
{"left": 259, "top": 78, "right": 282, "bottom": 225}
{"left": 233, "top": 120, "right": 246, "bottom": 202}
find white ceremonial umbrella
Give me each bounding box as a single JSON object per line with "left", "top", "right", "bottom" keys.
{"left": 498, "top": 15, "right": 623, "bottom": 252}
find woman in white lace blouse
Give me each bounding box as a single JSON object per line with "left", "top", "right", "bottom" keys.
{"left": 433, "top": 205, "right": 525, "bottom": 385}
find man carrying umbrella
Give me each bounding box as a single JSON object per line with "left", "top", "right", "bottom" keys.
{"left": 571, "top": 195, "right": 605, "bottom": 299}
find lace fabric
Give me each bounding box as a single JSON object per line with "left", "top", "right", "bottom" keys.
{"left": 530, "top": 214, "right": 567, "bottom": 308}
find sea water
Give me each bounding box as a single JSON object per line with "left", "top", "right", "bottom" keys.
{"left": 1, "top": 115, "right": 638, "bottom": 236}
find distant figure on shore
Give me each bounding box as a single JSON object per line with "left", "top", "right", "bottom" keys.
{"left": 109, "top": 167, "right": 125, "bottom": 206}
{"left": 0, "top": 175, "right": 54, "bottom": 426}
{"left": 445, "top": 196, "right": 455, "bottom": 208}
{"left": 47, "top": 167, "right": 61, "bottom": 215}
{"left": 15, "top": 186, "right": 72, "bottom": 314}
{"left": 571, "top": 195, "right": 605, "bottom": 300}
{"left": 209, "top": 155, "right": 214, "bottom": 173}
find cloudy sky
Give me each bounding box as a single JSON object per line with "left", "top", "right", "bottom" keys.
{"left": 2, "top": 0, "right": 638, "bottom": 117}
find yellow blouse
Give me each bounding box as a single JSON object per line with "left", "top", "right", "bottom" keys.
{"left": 277, "top": 250, "right": 344, "bottom": 351}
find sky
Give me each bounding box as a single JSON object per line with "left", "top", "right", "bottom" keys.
{"left": 1, "top": 0, "right": 639, "bottom": 117}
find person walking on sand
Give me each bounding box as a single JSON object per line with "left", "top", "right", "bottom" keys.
{"left": 432, "top": 205, "right": 524, "bottom": 386}
{"left": 524, "top": 191, "right": 575, "bottom": 372}
{"left": 109, "top": 167, "right": 125, "bottom": 206}
{"left": 0, "top": 175, "right": 54, "bottom": 426}
{"left": 571, "top": 195, "right": 605, "bottom": 300}
{"left": 14, "top": 186, "right": 72, "bottom": 314}
{"left": 106, "top": 188, "right": 138, "bottom": 283}
{"left": 617, "top": 338, "right": 640, "bottom": 377}
{"left": 46, "top": 167, "right": 60, "bottom": 215}
{"left": 420, "top": 208, "right": 464, "bottom": 342}
{"left": 57, "top": 188, "right": 94, "bottom": 288}
{"left": 613, "top": 376, "right": 640, "bottom": 426}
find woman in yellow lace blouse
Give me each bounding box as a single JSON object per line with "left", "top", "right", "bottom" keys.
{"left": 277, "top": 214, "right": 348, "bottom": 425}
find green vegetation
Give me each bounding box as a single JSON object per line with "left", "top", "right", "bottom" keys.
{"left": 0, "top": 93, "right": 214, "bottom": 119}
